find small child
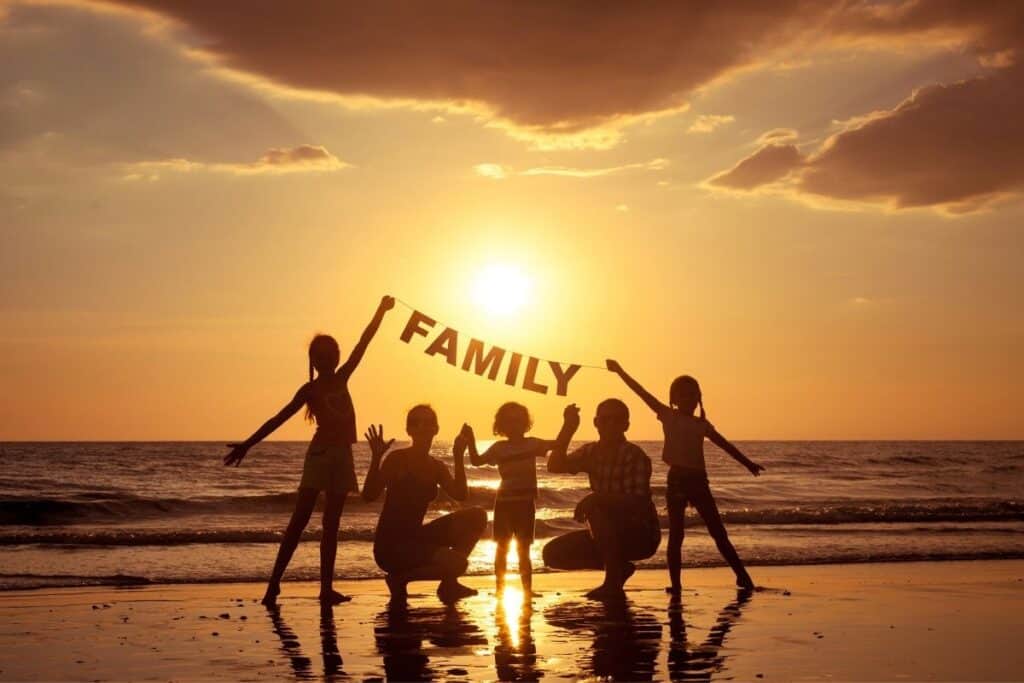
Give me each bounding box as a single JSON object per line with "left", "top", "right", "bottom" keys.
{"left": 464, "top": 402, "right": 552, "bottom": 596}
{"left": 607, "top": 360, "right": 764, "bottom": 593}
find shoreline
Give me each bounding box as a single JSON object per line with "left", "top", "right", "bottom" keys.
{"left": 3, "top": 553, "right": 1023, "bottom": 592}
{"left": 2, "top": 560, "right": 1022, "bottom": 680}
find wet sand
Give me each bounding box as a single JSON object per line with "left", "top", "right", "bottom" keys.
{"left": 0, "top": 560, "right": 1021, "bottom": 681}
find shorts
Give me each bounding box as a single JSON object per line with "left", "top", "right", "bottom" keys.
{"left": 299, "top": 443, "right": 358, "bottom": 494}
{"left": 374, "top": 509, "right": 480, "bottom": 574}
{"left": 492, "top": 499, "right": 536, "bottom": 543}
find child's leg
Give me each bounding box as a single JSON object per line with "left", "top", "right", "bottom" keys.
{"left": 665, "top": 482, "right": 687, "bottom": 594}
{"left": 690, "top": 481, "right": 754, "bottom": 589}
{"left": 495, "top": 538, "right": 509, "bottom": 590}
{"left": 264, "top": 487, "right": 319, "bottom": 605}
{"left": 517, "top": 501, "right": 536, "bottom": 593}
{"left": 319, "top": 491, "right": 350, "bottom": 604}
{"left": 517, "top": 540, "right": 533, "bottom": 593}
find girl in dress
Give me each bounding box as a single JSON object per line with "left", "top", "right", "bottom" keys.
{"left": 224, "top": 295, "right": 394, "bottom": 605}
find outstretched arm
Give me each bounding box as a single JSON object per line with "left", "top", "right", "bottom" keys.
{"left": 707, "top": 427, "right": 764, "bottom": 477}
{"left": 547, "top": 404, "right": 581, "bottom": 473}
{"left": 361, "top": 424, "right": 395, "bottom": 502}
{"left": 606, "top": 359, "right": 668, "bottom": 414}
{"left": 223, "top": 385, "right": 309, "bottom": 466}
{"left": 338, "top": 296, "right": 395, "bottom": 378}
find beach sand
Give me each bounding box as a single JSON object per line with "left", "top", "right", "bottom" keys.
{"left": 1, "top": 560, "right": 1021, "bottom": 681}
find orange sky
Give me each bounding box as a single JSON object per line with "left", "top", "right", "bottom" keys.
{"left": 1, "top": 1, "right": 1022, "bottom": 440}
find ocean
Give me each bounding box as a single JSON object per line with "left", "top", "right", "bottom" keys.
{"left": 1, "top": 441, "right": 1021, "bottom": 590}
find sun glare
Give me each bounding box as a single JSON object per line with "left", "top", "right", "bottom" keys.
{"left": 472, "top": 264, "right": 531, "bottom": 316}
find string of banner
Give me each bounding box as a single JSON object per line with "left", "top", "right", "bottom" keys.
{"left": 394, "top": 297, "right": 606, "bottom": 396}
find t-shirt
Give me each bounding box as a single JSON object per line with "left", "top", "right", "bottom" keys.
{"left": 564, "top": 440, "right": 652, "bottom": 496}
{"left": 479, "top": 437, "right": 548, "bottom": 502}
{"left": 658, "top": 408, "right": 713, "bottom": 471}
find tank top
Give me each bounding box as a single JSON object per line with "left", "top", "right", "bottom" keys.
{"left": 375, "top": 455, "right": 440, "bottom": 540}
{"left": 306, "top": 377, "right": 357, "bottom": 449}
{"left": 658, "top": 408, "right": 713, "bottom": 472}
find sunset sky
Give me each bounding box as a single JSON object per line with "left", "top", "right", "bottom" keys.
{"left": 1, "top": 1, "right": 1022, "bottom": 441}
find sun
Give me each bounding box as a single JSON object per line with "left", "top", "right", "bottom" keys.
{"left": 472, "top": 263, "right": 531, "bottom": 316}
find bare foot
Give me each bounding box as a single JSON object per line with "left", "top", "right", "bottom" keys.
{"left": 665, "top": 585, "right": 682, "bottom": 597}
{"left": 318, "top": 589, "right": 352, "bottom": 605}
{"left": 385, "top": 575, "right": 408, "bottom": 602}
{"left": 585, "top": 584, "right": 625, "bottom": 601}
{"left": 736, "top": 574, "right": 755, "bottom": 590}
{"left": 437, "top": 581, "right": 477, "bottom": 604}
{"left": 261, "top": 583, "right": 280, "bottom": 607}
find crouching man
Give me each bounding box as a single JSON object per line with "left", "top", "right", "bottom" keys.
{"left": 543, "top": 400, "right": 661, "bottom": 600}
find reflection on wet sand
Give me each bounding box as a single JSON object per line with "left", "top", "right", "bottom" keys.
{"left": 493, "top": 587, "right": 541, "bottom": 681}
{"left": 266, "top": 605, "right": 346, "bottom": 681}
{"left": 374, "top": 600, "right": 487, "bottom": 681}
{"left": 545, "top": 598, "right": 663, "bottom": 681}
{"left": 668, "top": 589, "right": 752, "bottom": 681}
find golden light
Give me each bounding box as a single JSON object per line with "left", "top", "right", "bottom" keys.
{"left": 471, "top": 263, "right": 531, "bottom": 316}
{"left": 500, "top": 583, "right": 525, "bottom": 649}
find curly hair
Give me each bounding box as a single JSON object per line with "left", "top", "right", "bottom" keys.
{"left": 492, "top": 402, "right": 532, "bottom": 437}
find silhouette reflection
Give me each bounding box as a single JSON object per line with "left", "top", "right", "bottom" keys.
{"left": 545, "top": 598, "right": 662, "bottom": 681}
{"left": 668, "top": 589, "right": 752, "bottom": 681}
{"left": 374, "top": 600, "right": 487, "bottom": 681}
{"left": 493, "top": 589, "right": 541, "bottom": 681}
{"left": 266, "top": 605, "right": 346, "bottom": 681}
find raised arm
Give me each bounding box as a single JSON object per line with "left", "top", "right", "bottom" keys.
{"left": 606, "top": 359, "right": 668, "bottom": 414}
{"left": 338, "top": 295, "right": 395, "bottom": 378}
{"left": 438, "top": 432, "right": 469, "bottom": 500}
{"left": 547, "top": 404, "right": 581, "bottom": 473}
{"left": 361, "top": 424, "right": 395, "bottom": 502}
{"left": 223, "top": 384, "right": 309, "bottom": 466}
{"left": 461, "top": 424, "right": 487, "bottom": 467}
{"left": 707, "top": 427, "right": 764, "bottom": 477}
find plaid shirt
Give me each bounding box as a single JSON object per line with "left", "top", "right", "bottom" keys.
{"left": 565, "top": 440, "right": 652, "bottom": 496}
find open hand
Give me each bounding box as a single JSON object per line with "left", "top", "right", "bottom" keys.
{"left": 605, "top": 359, "right": 622, "bottom": 374}
{"left": 223, "top": 443, "right": 249, "bottom": 467}
{"left": 365, "top": 424, "right": 394, "bottom": 459}
{"left": 379, "top": 295, "right": 396, "bottom": 312}
{"left": 748, "top": 462, "right": 765, "bottom": 477}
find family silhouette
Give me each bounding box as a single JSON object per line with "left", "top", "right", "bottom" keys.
{"left": 224, "top": 295, "right": 765, "bottom": 611}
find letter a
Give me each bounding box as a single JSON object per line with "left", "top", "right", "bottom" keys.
{"left": 425, "top": 327, "right": 459, "bottom": 366}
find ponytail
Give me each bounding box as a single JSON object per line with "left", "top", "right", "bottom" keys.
{"left": 304, "top": 356, "right": 316, "bottom": 422}
{"left": 698, "top": 396, "right": 707, "bottom": 422}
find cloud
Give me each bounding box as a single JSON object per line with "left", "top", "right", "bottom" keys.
{"left": 707, "top": 65, "right": 1024, "bottom": 212}
{"left": 34, "top": 0, "right": 1016, "bottom": 154}
{"left": 707, "top": 144, "right": 803, "bottom": 190}
{"left": 476, "top": 158, "right": 668, "bottom": 180}
{"left": 474, "top": 163, "right": 508, "bottom": 180}
{"left": 125, "top": 144, "right": 348, "bottom": 178}
{"left": 688, "top": 114, "right": 735, "bottom": 134}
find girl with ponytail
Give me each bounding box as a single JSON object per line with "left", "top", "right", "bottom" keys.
{"left": 606, "top": 359, "right": 763, "bottom": 593}
{"left": 224, "top": 295, "right": 395, "bottom": 605}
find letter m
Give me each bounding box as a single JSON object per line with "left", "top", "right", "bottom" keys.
{"left": 462, "top": 339, "right": 506, "bottom": 381}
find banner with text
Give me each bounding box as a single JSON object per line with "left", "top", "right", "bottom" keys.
{"left": 398, "top": 306, "right": 584, "bottom": 396}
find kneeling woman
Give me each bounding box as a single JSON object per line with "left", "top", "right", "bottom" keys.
{"left": 362, "top": 405, "right": 487, "bottom": 603}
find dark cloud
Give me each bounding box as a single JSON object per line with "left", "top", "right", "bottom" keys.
{"left": 708, "top": 144, "right": 802, "bottom": 190}
{"left": 96, "top": 0, "right": 837, "bottom": 139}
{"left": 709, "top": 65, "right": 1024, "bottom": 212}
